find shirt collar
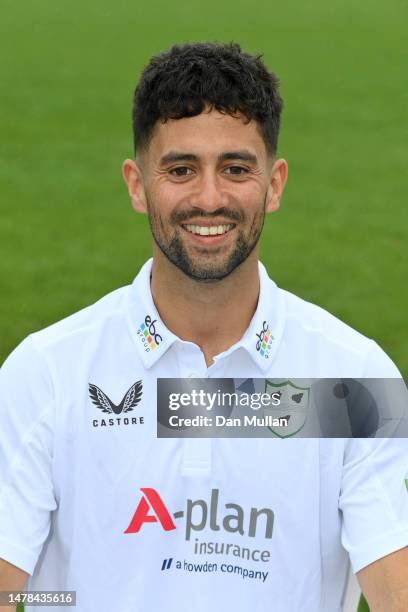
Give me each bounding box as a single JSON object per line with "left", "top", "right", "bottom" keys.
{"left": 127, "top": 258, "right": 285, "bottom": 371}
{"left": 233, "top": 261, "right": 286, "bottom": 372}
{"left": 126, "top": 259, "right": 178, "bottom": 369}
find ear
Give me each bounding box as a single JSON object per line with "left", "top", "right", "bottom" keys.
{"left": 265, "top": 158, "right": 288, "bottom": 213}
{"left": 122, "top": 158, "right": 147, "bottom": 213}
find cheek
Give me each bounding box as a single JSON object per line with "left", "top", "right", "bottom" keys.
{"left": 238, "top": 188, "right": 267, "bottom": 217}
{"left": 148, "top": 181, "right": 190, "bottom": 214}
{"left": 232, "top": 178, "right": 266, "bottom": 202}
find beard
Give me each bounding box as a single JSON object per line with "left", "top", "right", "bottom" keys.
{"left": 146, "top": 197, "right": 267, "bottom": 282}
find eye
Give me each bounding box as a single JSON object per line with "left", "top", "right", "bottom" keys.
{"left": 224, "top": 166, "right": 249, "bottom": 176}
{"left": 169, "top": 167, "right": 194, "bottom": 177}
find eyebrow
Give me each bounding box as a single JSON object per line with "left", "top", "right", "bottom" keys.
{"left": 218, "top": 150, "right": 258, "bottom": 164}
{"left": 160, "top": 152, "right": 199, "bottom": 165}
{"left": 159, "top": 150, "right": 258, "bottom": 165}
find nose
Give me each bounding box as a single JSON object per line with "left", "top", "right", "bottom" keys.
{"left": 192, "top": 170, "right": 228, "bottom": 213}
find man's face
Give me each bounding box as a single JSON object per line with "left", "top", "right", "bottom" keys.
{"left": 124, "top": 109, "right": 286, "bottom": 281}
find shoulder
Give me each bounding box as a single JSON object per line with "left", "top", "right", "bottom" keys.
{"left": 29, "top": 284, "right": 131, "bottom": 353}
{"left": 1, "top": 283, "right": 133, "bottom": 384}
{"left": 277, "top": 288, "right": 401, "bottom": 377}
{"left": 281, "top": 288, "right": 369, "bottom": 350}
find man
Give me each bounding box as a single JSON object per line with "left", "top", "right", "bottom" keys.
{"left": 0, "top": 42, "right": 407, "bottom": 612}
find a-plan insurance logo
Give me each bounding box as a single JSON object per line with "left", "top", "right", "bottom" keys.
{"left": 137, "top": 314, "right": 163, "bottom": 352}
{"left": 89, "top": 380, "right": 144, "bottom": 428}
{"left": 124, "top": 488, "right": 273, "bottom": 583}
{"left": 255, "top": 321, "right": 273, "bottom": 358}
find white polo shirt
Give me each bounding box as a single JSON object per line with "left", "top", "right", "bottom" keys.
{"left": 0, "top": 259, "right": 407, "bottom": 612}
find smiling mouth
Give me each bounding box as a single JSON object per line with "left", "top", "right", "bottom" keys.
{"left": 182, "top": 223, "right": 235, "bottom": 236}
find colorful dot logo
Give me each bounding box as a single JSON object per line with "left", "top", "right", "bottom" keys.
{"left": 137, "top": 316, "right": 162, "bottom": 352}
{"left": 255, "top": 321, "right": 274, "bottom": 359}
{"left": 139, "top": 322, "right": 158, "bottom": 350}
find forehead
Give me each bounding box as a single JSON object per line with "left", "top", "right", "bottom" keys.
{"left": 143, "top": 109, "right": 268, "bottom": 163}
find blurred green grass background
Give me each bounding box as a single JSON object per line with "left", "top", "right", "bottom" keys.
{"left": 3, "top": 2, "right": 406, "bottom": 611}
{"left": 0, "top": 0, "right": 407, "bottom": 376}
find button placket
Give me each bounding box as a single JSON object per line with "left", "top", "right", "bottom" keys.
{"left": 175, "top": 345, "right": 212, "bottom": 477}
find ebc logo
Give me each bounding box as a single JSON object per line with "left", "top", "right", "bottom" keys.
{"left": 255, "top": 321, "right": 273, "bottom": 358}
{"left": 137, "top": 315, "right": 163, "bottom": 352}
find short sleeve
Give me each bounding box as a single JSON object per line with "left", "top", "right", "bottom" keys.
{"left": 0, "top": 336, "right": 57, "bottom": 574}
{"left": 339, "top": 437, "right": 408, "bottom": 573}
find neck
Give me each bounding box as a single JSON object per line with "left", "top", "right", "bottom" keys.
{"left": 150, "top": 249, "right": 260, "bottom": 366}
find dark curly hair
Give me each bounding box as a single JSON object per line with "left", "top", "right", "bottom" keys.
{"left": 132, "top": 42, "right": 283, "bottom": 156}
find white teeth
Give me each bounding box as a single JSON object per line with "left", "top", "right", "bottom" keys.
{"left": 184, "top": 224, "right": 232, "bottom": 236}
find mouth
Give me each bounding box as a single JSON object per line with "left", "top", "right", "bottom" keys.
{"left": 182, "top": 223, "right": 235, "bottom": 237}
{"left": 180, "top": 222, "right": 236, "bottom": 247}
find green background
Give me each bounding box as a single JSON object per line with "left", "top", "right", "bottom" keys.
{"left": 1, "top": 2, "right": 407, "bottom": 610}
{"left": 0, "top": 0, "right": 407, "bottom": 376}
{"left": 1, "top": 0, "right": 407, "bottom": 376}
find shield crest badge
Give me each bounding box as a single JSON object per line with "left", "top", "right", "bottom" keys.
{"left": 264, "top": 379, "right": 310, "bottom": 438}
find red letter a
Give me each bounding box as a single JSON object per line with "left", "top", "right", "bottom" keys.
{"left": 124, "top": 488, "right": 176, "bottom": 534}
